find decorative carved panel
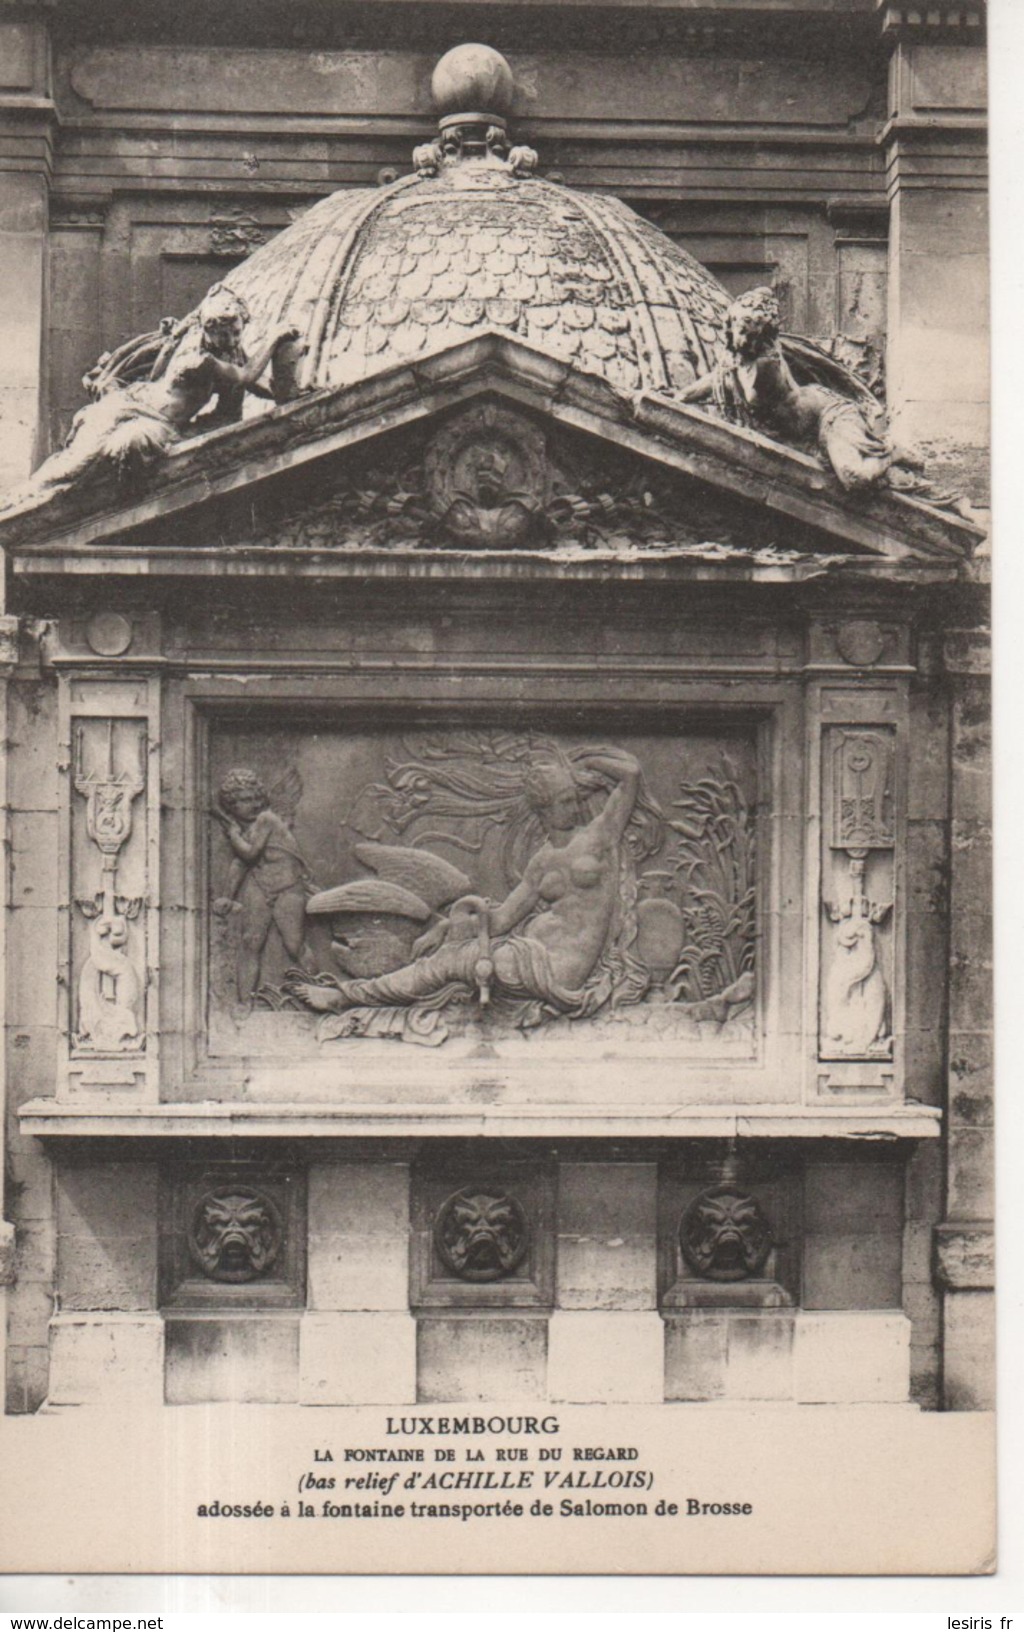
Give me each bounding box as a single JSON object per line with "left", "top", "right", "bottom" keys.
{"left": 659, "top": 1150, "right": 797, "bottom": 1310}
{"left": 679, "top": 1183, "right": 773, "bottom": 1283}
{"left": 434, "top": 1188, "right": 530, "bottom": 1283}
{"left": 205, "top": 722, "right": 760, "bottom": 1066}
{"left": 411, "top": 1161, "right": 553, "bottom": 1309}
{"left": 820, "top": 726, "right": 896, "bottom": 1062}
{"left": 160, "top": 1165, "right": 305, "bottom": 1310}
{"left": 188, "top": 1185, "right": 284, "bottom": 1284}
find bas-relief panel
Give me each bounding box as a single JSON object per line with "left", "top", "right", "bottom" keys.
{"left": 205, "top": 723, "right": 760, "bottom": 1072}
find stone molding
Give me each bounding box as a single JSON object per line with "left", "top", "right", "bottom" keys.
{"left": 878, "top": 3, "right": 985, "bottom": 41}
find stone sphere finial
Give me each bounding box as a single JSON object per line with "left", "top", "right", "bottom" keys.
{"left": 431, "top": 44, "right": 516, "bottom": 129}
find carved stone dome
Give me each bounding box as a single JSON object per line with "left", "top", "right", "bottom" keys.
{"left": 213, "top": 46, "right": 731, "bottom": 410}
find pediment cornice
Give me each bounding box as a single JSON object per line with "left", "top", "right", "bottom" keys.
{"left": 0, "top": 332, "right": 982, "bottom": 581}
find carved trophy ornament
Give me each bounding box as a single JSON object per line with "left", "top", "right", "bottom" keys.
{"left": 73, "top": 721, "right": 146, "bottom": 1054}
{"left": 211, "top": 766, "right": 317, "bottom": 1008}
{"left": 822, "top": 730, "right": 895, "bottom": 1059}
{"left": 680, "top": 1184, "right": 773, "bottom": 1282}
{"left": 188, "top": 1186, "right": 283, "bottom": 1283}
{"left": 435, "top": 1188, "right": 529, "bottom": 1282}
{"left": 0, "top": 284, "right": 305, "bottom": 510}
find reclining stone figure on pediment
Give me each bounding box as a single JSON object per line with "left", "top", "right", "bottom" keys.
{"left": 0, "top": 284, "right": 306, "bottom": 513}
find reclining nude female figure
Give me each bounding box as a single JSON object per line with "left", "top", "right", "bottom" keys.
{"left": 292, "top": 747, "right": 642, "bottom": 1017}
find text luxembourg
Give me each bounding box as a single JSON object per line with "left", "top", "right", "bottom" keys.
{"left": 384, "top": 1416, "right": 559, "bottom": 1435}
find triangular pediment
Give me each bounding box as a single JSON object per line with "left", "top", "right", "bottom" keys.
{"left": 0, "top": 333, "right": 981, "bottom": 580}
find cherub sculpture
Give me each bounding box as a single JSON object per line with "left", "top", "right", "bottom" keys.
{"left": 211, "top": 766, "right": 316, "bottom": 1007}
{"left": 680, "top": 286, "right": 896, "bottom": 493}
{"left": 1, "top": 284, "right": 305, "bottom": 509}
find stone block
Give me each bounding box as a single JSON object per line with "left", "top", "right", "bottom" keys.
{"left": 803, "top": 1163, "right": 903, "bottom": 1235}
{"left": 6, "top": 682, "right": 60, "bottom": 809}
{"left": 901, "top": 1221, "right": 934, "bottom": 1286}
{"left": 416, "top": 1316, "right": 547, "bottom": 1403}
{"left": 946, "top": 1128, "right": 995, "bottom": 1220}
{"left": 12, "top": 1217, "right": 55, "bottom": 1283}
{"left": 904, "top": 1142, "right": 943, "bottom": 1221}
{"left": 948, "top": 1031, "right": 994, "bottom": 1127}
{"left": 664, "top": 1314, "right": 728, "bottom": 1402}
{"left": 793, "top": 1312, "right": 911, "bottom": 1404}
{"left": 556, "top": 1163, "right": 657, "bottom": 1311}
{"left": 6, "top": 1280, "right": 53, "bottom": 1346}
{"left": 557, "top": 1163, "right": 657, "bottom": 1237}
{"left": 943, "top": 1290, "right": 995, "bottom": 1411}
{"left": 802, "top": 1232, "right": 903, "bottom": 1311}
{"left": 307, "top": 1232, "right": 409, "bottom": 1312}
{"left": 556, "top": 1238, "right": 657, "bottom": 1312}
{"left": 308, "top": 1162, "right": 410, "bottom": 1236}
{"left": 57, "top": 1161, "right": 158, "bottom": 1311}
{"left": 8, "top": 810, "right": 59, "bottom": 908}
{"left": 164, "top": 1316, "right": 299, "bottom": 1405}
{"left": 6, "top": 908, "right": 58, "bottom": 1028}
{"left": 299, "top": 1312, "right": 416, "bottom": 1405}
{"left": 547, "top": 1312, "right": 663, "bottom": 1404}
{"left": 47, "top": 1313, "right": 164, "bottom": 1407}
{"left": 723, "top": 1313, "right": 795, "bottom": 1402}
{"left": 934, "top": 1223, "right": 994, "bottom": 1291}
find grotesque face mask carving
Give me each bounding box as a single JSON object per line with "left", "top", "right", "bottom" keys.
{"left": 189, "top": 1187, "right": 282, "bottom": 1283}
{"left": 435, "top": 1188, "right": 529, "bottom": 1282}
{"left": 680, "top": 1184, "right": 772, "bottom": 1282}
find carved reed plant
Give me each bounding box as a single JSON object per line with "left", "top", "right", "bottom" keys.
{"left": 665, "top": 756, "right": 756, "bottom": 1002}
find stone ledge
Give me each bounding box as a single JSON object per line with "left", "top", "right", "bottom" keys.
{"left": 18, "top": 1099, "right": 944, "bottom": 1141}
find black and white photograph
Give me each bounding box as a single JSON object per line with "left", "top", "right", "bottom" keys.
{"left": 0, "top": 0, "right": 1004, "bottom": 1592}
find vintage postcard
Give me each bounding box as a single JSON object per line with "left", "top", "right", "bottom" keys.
{"left": 0, "top": 0, "right": 996, "bottom": 1579}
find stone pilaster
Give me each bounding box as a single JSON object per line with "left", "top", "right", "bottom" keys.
{"left": 937, "top": 627, "right": 993, "bottom": 1409}
{"left": 0, "top": 11, "right": 55, "bottom": 492}
{"left": 0, "top": 615, "right": 22, "bottom": 1402}
{"left": 880, "top": 4, "right": 989, "bottom": 498}
{"left": 547, "top": 1162, "right": 662, "bottom": 1403}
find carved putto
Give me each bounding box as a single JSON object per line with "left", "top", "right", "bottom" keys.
{"left": 211, "top": 767, "right": 316, "bottom": 1009}
{"left": 680, "top": 1183, "right": 773, "bottom": 1282}
{"left": 188, "top": 1187, "right": 283, "bottom": 1283}
{"left": 435, "top": 1188, "right": 529, "bottom": 1282}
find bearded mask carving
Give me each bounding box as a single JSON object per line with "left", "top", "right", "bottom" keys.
{"left": 680, "top": 1184, "right": 772, "bottom": 1282}
{"left": 435, "top": 1189, "right": 529, "bottom": 1282}
{"left": 189, "top": 1187, "right": 283, "bottom": 1283}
